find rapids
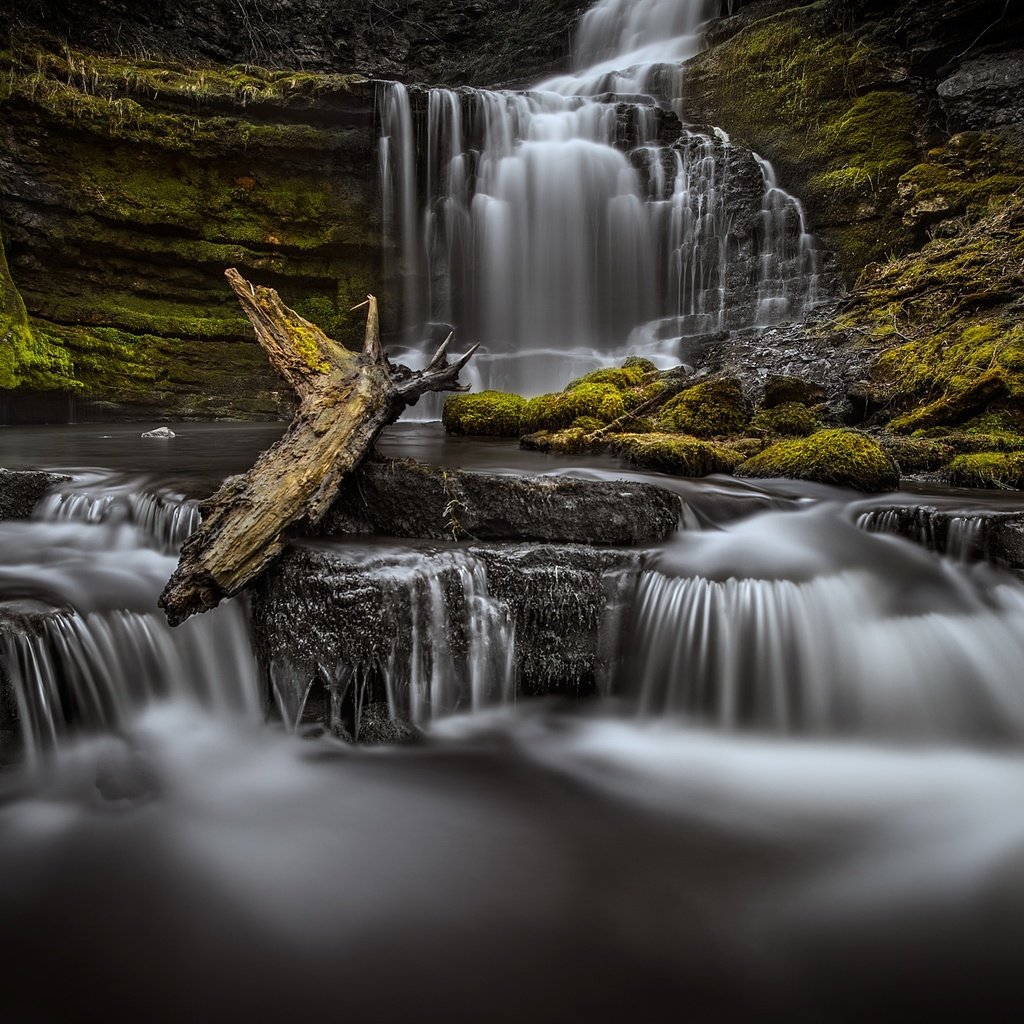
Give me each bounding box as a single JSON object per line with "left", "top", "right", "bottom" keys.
{"left": 0, "top": 423, "right": 1023, "bottom": 1020}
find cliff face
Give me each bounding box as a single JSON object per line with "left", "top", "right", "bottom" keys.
{"left": 1, "top": 46, "right": 380, "bottom": 418}
{"left": 0, "top": 1, "right": 582, "bottom": 420}
{"left": 683, "top": 0, "right": 1024, "bottom": 279}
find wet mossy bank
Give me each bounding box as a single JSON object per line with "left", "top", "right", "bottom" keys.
{"left": 443, "top": 355, "right": 1024, "bottom": 493}
{"left": 0, "top": 40, "right": 384, "bottom": 418}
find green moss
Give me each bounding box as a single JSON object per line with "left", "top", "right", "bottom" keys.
{"left": 520, "top": 427, "right": 610, "bottom": 455}
{"left": 622, "top": 356, "right": 659, "bottom": 374}
{"left": 879, "top": 436, "right": 955, "bottom": 474}
{"left": 0, "top": 225, "right": 77, "bottom": 390}
{"left": 947, "top": 452, "right": 1024, "bottom": 489}
{"left": 682, "top": 13, "right": 924, "bottom": 276}
{"left": 751, "top": 402, "right": 819, "bottom": 436}
{"left": 656, "top": 377, "right": 748, "bottom": 437}
{"left": 442, "top": 391, "right": 527, "bottom": 437}
{"left": 737, "top": 429, "right": 899, "bottom": 491}
{"left": 521, "top": 382, "right": 626, "bottom": 434}
{"left": 612, "top": 432, "right": 743, "bottom": 477}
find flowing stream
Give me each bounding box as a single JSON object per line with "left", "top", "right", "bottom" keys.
{"left": 1, "top": 423, "right": 1024, "bottom": 1020}
{"left": 1, "top": 0, "right": 1022, "bottom": 1018}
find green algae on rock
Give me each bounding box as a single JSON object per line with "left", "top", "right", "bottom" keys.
{"left": 442, "top": 391, "right": 527, "bottom": 437}
{"left": 613, "top": 432, "right": 743, "bottom": 478}
{"left": 738, "top": 429, "right": 899, "bottom": 492}
{"left": 655, "top": 377, "right": 749, "bottom": 438}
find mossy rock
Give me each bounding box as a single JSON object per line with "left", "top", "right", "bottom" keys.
{"left": 521, "top": 383, "right": 626, "bottom": 434}
{"left": 737, "top": 429, "right": 899, "bottom": 492}
{"left": 442, "top": 391, "right": 526, "bottom": 437}
{"left": 880, "top": 436, "right": 956, "bottom": 474}
{"left": 888, "top": 368, "right": 1009, "bottom": 433}
{"left": 612, "top": 432, "right": 743, "bottom": 477}
{"left": 520, "top": 428, "right": 609, "bottom": 455}
{"left": 947, "top": 452, "right": 1024, "bottom": 490}
{"left": 762, "top": 376, "right": 825, "bottom": 409}
{"left": 751, "top": 402, "right": 819, "bottom": 437}
{"left": 655, "top": 377, "right": 748, "bottom": 438}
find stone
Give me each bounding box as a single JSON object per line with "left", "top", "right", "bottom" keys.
{"left": 141, "top": 427, "right": 176, "bottom": 439}
{"left": 0, "top": 468, "right": 69, "bottom": 520}
{"left": 316, "top": 457, "right": 681, "bottom": 546}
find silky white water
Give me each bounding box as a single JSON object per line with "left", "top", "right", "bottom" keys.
{"left": 1, "top": 424, "right": 1024, "bottom": 1020}
{"left": 379, "top": 0, "right": 819, "bottom": 396}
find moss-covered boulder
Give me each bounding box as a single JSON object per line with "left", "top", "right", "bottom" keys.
{"left": 948, "top": 452, "right": 1024, "bottom": 489}
{"left": 750, "top": 402, "right": 819, "bottom": 437}
{"left": 880, "top": 436, "right": 956, "bottom": 474}
{"left": 655, "top": 377, "right": 748, "bottom": 438}
{"left": 762, "top": 376, "right": 826, "bottom": 409}
{"left": 442, "top": 391, "right": 526, "bottom": 437}
{"left": 612, "top": 432, "right": 743, "bottom": 477}
{"left": 737, "top": 429, "right": 899, "bottom": 492}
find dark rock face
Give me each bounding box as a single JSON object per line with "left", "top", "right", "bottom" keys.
{"left": 939, "top": 52, "right": 1024, "bottom": 142}
{"left": 250, "top": 540, "right": 642, "bottom": 734}
{"left": 318, "top": 457, "right": 682, "bottom": 546}
{"left": 6, "top": 0, "right": 583, "bottom": 87}
{"left": 0, "top": 468, "right": 68, "bottom": 520}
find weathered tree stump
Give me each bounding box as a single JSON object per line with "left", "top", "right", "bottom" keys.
{"left": 159, "top": 269, "right": 477, "bottom": 626}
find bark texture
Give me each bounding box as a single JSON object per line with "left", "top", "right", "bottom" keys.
{"left": 159, "top": 269, "right": 476, "bottom": 625}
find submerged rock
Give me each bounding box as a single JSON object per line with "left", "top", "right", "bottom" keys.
{"left": 318, "top": 457, "right": 681, "bottom": 545}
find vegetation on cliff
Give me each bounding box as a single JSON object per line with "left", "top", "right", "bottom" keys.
{"left": 0, "top": 38, "right": 378, "bottom": 416}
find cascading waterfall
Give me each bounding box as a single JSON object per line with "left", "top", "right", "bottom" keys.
{"left": 624, "top": 508, "right": 1024, "bottom": 743}
{"left": 36, "top": 476, "right": 202, "bottom": 553}
{"left": 266, "top": 547, "right": 516, "bottom": 733}
{"left": 0, "top": 476, "right": 256, "bottom": 764}
{"left": 378, "top": 0, "right": 820, "bottom": 394}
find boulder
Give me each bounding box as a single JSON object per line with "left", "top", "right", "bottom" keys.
{"left": 0, "top": 469, "right": 69, "bottom": 520}
{"left": 316, "top": 457, "right": 681, "bottom": 545}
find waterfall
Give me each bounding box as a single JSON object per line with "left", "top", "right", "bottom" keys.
{"left": 626, "top": 507, "right": 1024, "bottom": 743}
{"left": 378, "top": 0, "right": 820, "bottom": 395}
{"left": 266, "top": 547, "right": 516, "bottom": 734}
{"left": 36, "top": 477, "right": 201, "bottom": 553}
{"left": 3, "top": 606, "right": 259, "bottom": 767}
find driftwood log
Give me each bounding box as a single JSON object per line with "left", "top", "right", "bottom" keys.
{"left": 159, "top": 268, "right": 477, "bottom": 626}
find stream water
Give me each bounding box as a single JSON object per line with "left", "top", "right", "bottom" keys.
{"left": 1, "top": 423, "right": 1024, "bottom": 1020}
{"left": 2, "top": 0, "right": 1023, "bottom": 1018}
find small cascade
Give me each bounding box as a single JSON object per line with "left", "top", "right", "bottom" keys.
{"left": 753, "top": 156, "right": 820, "bottom": 326}
{"left": 856, "top": 505, "right": 992, "bottom": 563}
{"left": 268, "top": 548, "right": 516, "bottom": 734}
{"left": 378, "top": 0, "right": 821, "bottom": 394}
{"left": 2, "top": 604, "right": 259, "bottom": 766}
{"left": 622, "top": 507, "right": 1024, "bottom": 743}
{"left": 36, "top": 478, "right": 201, "bottom": 553}
{"left": 627, "top": 569, "right": 1024, "bottom": 742}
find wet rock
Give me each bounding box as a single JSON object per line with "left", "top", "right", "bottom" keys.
{"left": 141, "top": 427, "right": 176, "bottom": 439}
{"left": 0, "top": 469, "right": 69, "bottom": 520}
{"left": 938, "top": 51, "right": 1024, "bottom": 140}
{"left": 317, "top": 457, "right": 681, "bottom": 545}
{"left": 763, "top": 376, "right": 826, "bottom": 409}
{"left": 250, "top": 540, "right": 643, "bottom": 733}
{"left": 355, "top": 704, "right": 418, "bottom": 746}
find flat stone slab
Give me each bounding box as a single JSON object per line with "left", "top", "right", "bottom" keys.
{"left": 317, "top": 457, "right": 680, "bottom": 545}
